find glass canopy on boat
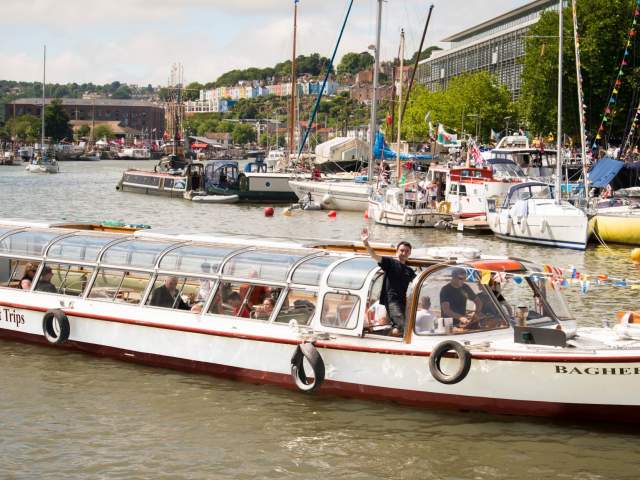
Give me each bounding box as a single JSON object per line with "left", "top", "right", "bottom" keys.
{"left": 47, "top": 234, "right": 117, "bottom": 263}
{"left": 159, "top": 244, "right": 238, "bottom": 275}
{"left": 291, "top": 255, "right": 342, "bottom": 286}
{"left": 327, "top": 257, "right": 378, "bottom": 290}
{"left": 221, "top": 250, "right": 307, "bottom": 283}
{"left": 0, "top": 230, "right": 64, "bottom": 257}
{"left": 0, "top": 226, "right": 19, "bottom": 240}
{"left": 100, "top": 239, "right": 174, "bottom": 269}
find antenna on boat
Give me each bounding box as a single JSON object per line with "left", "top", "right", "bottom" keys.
{"left": 288, "top": 0, "right": 298, "bottom": 160}
{"left": 41, "top": 44, "right": 46, "bottom": 156}
{"left": 368, "top": 0, "right": 383, "bottom": 183}
{"left": 555, "top": 0, "right": 563, "bottom": 206}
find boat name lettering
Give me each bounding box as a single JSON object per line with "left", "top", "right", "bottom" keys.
{"left": 2, "top": 308, "right": 25, "bottom": 327}
{"left": 555, "top": 365, "right": 640, "bottom": 375}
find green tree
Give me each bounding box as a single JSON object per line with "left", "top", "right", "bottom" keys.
{"left": 232, "top": 123, "right": 256, "bottom": 145}
{"left": 93, "top": 124, "right": 114, "bottom": 140}
{"left": 184, "top": 82, "right": 204, "bottom": 101}
{"left": 76, "top": 124, "right": 91, "bottom": 138}
{"left": 337, "top": 52, "right": 375, "bottom": 75}
{"left": 518, "top": 0, "right": 638, "bottom": 141}
{"left": 7, "top": 114, "right": 41, "bottom": 142}
{"left": 44, "top": 98, "right": 73, "bottom": 141}
{"left": 112, "top": 85, "right": 132, "bottom": 99}
{"left": 407, "top": 45, "right": 442, "bottom": 64}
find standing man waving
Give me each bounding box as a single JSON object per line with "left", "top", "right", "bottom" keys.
{"left": 361, "top": 227, "right": 416, "bottom": 334}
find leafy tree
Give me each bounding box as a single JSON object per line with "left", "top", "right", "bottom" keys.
{"left": 337, "top": 52, "right": 375, "bottom": 75}
{"left": 93, "top": 124, "right": 114, "bottom": 140}
{"left": 518, "top": 0, "right": 638, "bottom": 142}
{"left": 112, "top": 85, "right": 132, "bottom": 99}
{"left": 76, "top": 124, "right": 91, "bottom": 138}
{"left": 217, "top": 120, "right": 236, "bottom": 133}
{"left": 44, "top": 98, "right": 73, "bottom": 141}
{"left": 6, "top": 115, "right": 41, "bottom": 142}
{"left": 402, "top": 72, "right": 514, "bottom": 142}
{"left": 184, "top": 82, "right": 204, "bottom": 101}
{"left": 232, "top": 123, "right": 256, "bottom": 145}
{"left": 407, "top": 45, "right": 442, "bottom": 64}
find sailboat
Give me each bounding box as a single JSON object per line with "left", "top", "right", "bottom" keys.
{"left": 26, "top": 45, "right": 59, "bottom": 174}
{"left": 368, "top": 30, "right": 450, "bottom": 227}
{"left": 486, "top": 0, "right": 589, "bottom": 250}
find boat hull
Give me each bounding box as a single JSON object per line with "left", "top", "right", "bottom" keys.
{"left": 368, "top": 199, "right": 450, "bottom": 227}
{"left": 2, "top": 297, "right": 640, "bottom": 423}
{"left": 289, "top": 180, "right": 370, "bottom": 212}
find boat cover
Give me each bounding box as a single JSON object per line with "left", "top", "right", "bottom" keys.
{"left": 589, "top": 157, "right": 624, "bottom": 188}
{"left": 373, "top": 132, "right": 432, "bottom": 161}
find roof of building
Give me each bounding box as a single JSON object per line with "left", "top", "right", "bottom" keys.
{"left": 7, "top": 98, "right": 163, "bottom": 108}
{"left": 441, "top": 0, "right": 558, "bottom": 43}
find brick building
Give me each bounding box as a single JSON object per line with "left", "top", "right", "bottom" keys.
{"left": 4, "top": 98, "right": 165, "bottom": 135}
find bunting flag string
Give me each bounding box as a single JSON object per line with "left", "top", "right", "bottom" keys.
{"left": 592, "top": 0, "right": 640, "bottom": 151}
{"left": 439, "top": 262, "right": 640, "bottom": 295}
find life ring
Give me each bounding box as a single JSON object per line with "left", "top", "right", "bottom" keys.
{"left": 290, "top": 342, "right": 325, "bottom": 393}
{"left": 428, "top": 340, "right": 471, "bottom": 385}
{"left": 238, "top": 174, "right": 249, "bottom": 192}
{"left": 42, "top": 309, "right": 70, "bottom": 345}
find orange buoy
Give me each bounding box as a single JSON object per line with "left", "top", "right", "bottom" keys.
{"left": 327, "top": 210, "right": 337, "bottom": 218}
{"left": 631, "top": 248, "right": 640, "bottom": 263}
{"left": 363, "top": 210, "right": 369, "bottom": 219}
{"left": 264, "top": 207, "right": 274, "bottom": 217}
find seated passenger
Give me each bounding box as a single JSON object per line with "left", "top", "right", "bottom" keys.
{"left": 252, "top": 297, "right": 275, "bottom": 319}
{"left": 415, "top": 296, "right": 436, "bottom": 332}
{"left": 440, "top": 268, "right": 481, "bottom": 329}
{"left": 149, "top": 276, "right": 189, "bottom": 310}
{"left": 35, "top": 267, "right": 57, "bottom": 293}
{"left": 476, "top": 275, "right": 512, "bottom": 321}
{"left": 228, "top": 291, "right": 250, "bottom": 318}
{"left": 20, "top": 278, "right": 32, "bottom": 290}
{"left": 21, "top": 262, "right": 37, "bottom": 286}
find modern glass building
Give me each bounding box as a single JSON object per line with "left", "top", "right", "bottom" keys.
{"left": 417, "top": 0, "right": 561, "bottom": 99}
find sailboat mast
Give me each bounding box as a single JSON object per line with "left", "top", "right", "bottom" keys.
{"left": 368, "top": 0, "right": 383, "bottom": 182}
{"left": 555, "top": 0, "right": 563, "bottom": 205}
{"left": 289, "top": 0, "right": 298, "bottom": 158}
{"left": 396, "top": 30, "right": 405, "bottom": 181}
{"left": 41, "top": 45, "right": 46, "bottom": 153}
{"left": 571, "top": 0, "right": 589, "bottom": 200}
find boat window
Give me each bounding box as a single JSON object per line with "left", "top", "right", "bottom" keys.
{"left": 47, "top": 235, "right": 115, "bottom": 263}
{"left": 413, "top": 267, "right": 508, "bottom": 335}
{"left": 222, "top": 251, "right": 303, "bottom": 282}
{"left": 320, "top": 292, "right": 360, "bottom": 329}
{"left": 159, "top": 245, "right": 236, "bottom": 274}
{"left": 101, "top": 240, "right": 173, "bottom": 269}
{"left": 145, "top": 274, "right": 206, "bottom": 312}
{"left": 458, "top": 185, "right": 467, "bottom": 197}
{"left": 364, "top": 273, "right": 391, "bottom": 333}
{"left": 450, "top": 184, "right": 457, "bottom": 195}
{"left": 208, "top": 281, "right": 283, "bottom": 320}
{"left": 274, "top": 289, "right": 317, "bottom": 326}
{"left": 88, "top": 268, "right": 151, "bottom": 305}
{"left": 327, "top": 257, "right": 377, "bottom": 290}
{"left": 34, "top": 263, "right": 94, "bottom": 296}
{"left": 0, "top": 230, "right": 62, "bottom": 257}
{"left": 291, "top": 255, "right": 341, "bottom": 286}
{"left": 0, "top": 259, "right": 40, "bottom": 290}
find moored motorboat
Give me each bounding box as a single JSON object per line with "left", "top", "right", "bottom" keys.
{"left": 25, "top": 154, "right": 59, "bottom": 174}
{"left": 289, "top": 178, "right": 371, "bottom": 211}
{"left": 0, "top": 219, "right": 639, "bottom": 423}
{"left": 591, "top": 198, "right": 640, "bottom": 245}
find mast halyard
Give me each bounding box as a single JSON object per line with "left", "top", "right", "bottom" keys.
{"left": 41, "top": 45, "right": 46, "bottom": 155}
{"left": 555, "top": 0, "right": 563, "bottom": 205}
{"left": 571, "top": 0, "right": 589, "bottom": 203}
{"left": 368, "top": 0, "right": 383, "bottom": 183}
{"left": 396, "top": 30, "right": 405, "bottom": 182}
{"left": 289, "top": 0, "right": 298, "bottom": 160}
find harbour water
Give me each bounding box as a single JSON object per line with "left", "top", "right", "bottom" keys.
{"left": 0, "top": 160, "right": 638, "bottom": 479}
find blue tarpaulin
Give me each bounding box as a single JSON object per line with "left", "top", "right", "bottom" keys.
{"left": 373, "top": 132, "right": 432, "bottom": 161}
{"left": 588, "top": 157, "right": 624, "bottom": 188}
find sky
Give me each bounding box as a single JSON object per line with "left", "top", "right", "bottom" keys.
{"left": 0, "top": 0, "right": 533, "bottom": 86}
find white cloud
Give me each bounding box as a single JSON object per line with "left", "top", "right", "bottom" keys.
{"left": 0, "top": 0, "right": 532, "bottom": 84}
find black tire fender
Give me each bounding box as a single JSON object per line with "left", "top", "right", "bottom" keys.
{"left": 290, "top": 342, "right": 325, "bottom": 393}
{"left": 428, "top": 340, "right": 471, "bottom": 385}
{"left": 42, "top": 309, "right": 70, "bottom": 345}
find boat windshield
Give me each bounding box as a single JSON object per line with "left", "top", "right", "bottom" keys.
{"left": 0, "top": 230, "right": 63, "bottom": 257}
{"left": 47, "top": 234, "right": 116, "bottom": 263}
{"left": 160, "top": 245, "right": 237, "bottom": 275}
{"left": 222, "top": 250, "right": 305, "bottom": 283}
{"left": 291, "top": 255, "right": 341, "bottom": 286}
{"left": 101, "top": 239, "right": 173, "bottom": 269}
{"left": 491, "top": 162, "right": 525, "bottom": 179}
{"left": 327, "top": 257, "right": 378, "bottom": 290}
{"left": 504, "top": 184, "right": 554, "bottom": 207}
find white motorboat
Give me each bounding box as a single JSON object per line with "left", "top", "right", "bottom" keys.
{"left": 486, "top": 182, "right": 590, "bottom": 249}
{"left": 368, "top": 186, "right": 451, "bottom": 227}
{"left": 0, "top": 219, "right": 639, "bottom": 423}
{"left": 25, "top": 155, "right": 59, "bottom": 174}
{"left": 289, "top": 178, "right": 370, "bottom": 211}
{"left": 118, "top": 147, "right": 151, "bottom": 160}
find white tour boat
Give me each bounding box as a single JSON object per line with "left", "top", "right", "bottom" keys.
{"left": 118, "top": 147, "right": 151, "bottom": 160}
{"left": 0, "top": 219, "right": 638, "bottom": 423}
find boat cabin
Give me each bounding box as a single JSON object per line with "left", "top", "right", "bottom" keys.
{"left": 0, "top": 222, "right": 573, "bottom": 343}
{"left": 204, "top": 160, "right": 240, "bottom": 193}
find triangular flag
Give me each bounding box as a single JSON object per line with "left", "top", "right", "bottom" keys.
{"left": 480, "top": 270, "right": 492, "bottom": 285}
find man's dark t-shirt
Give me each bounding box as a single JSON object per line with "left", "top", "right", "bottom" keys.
{"left": 440, "top": 283, "right": 476, "bottom": 316}
{"left": 379, "top": 256, "right": 416, "bottom": 310}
